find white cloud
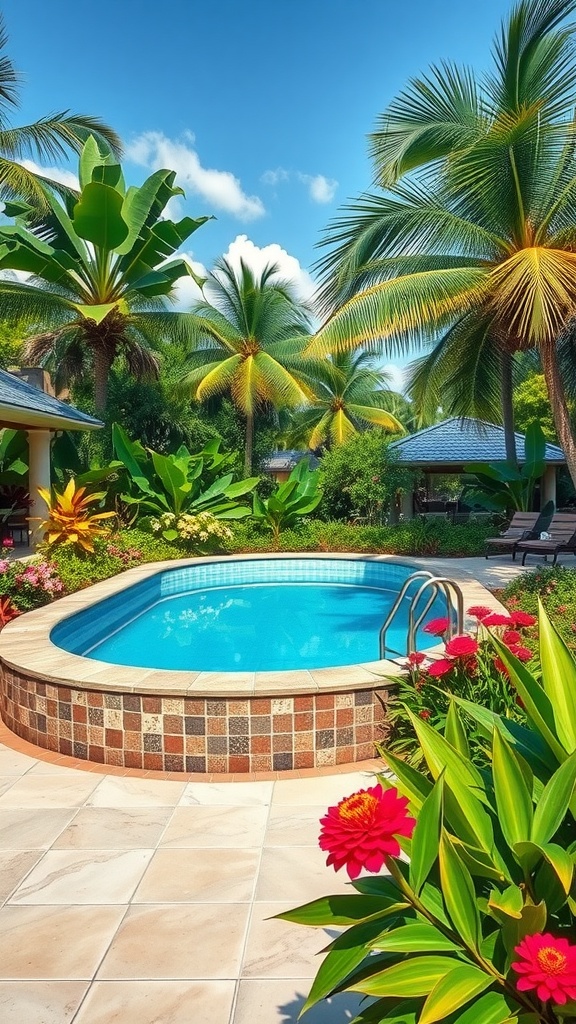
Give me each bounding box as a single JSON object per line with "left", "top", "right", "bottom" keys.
{"left": 19, "top": 159, "right": 79, "bottom": 190}
{"left": 126, "top": 130, "right": 265, "bottom": 221}
{"left": 216, "top": 235, "right": 316, "bottom": 304}
{"left": 298, "top": 172, "right": 338, "bottom": 204}
{"left": 260, "top": 167, "right": 290, "bottom": 186}
{"left": 381, "top": 363, "right": 406, "bottom": 394}
{"left": 168, "top": 252, "right": 208, "bottom": 309}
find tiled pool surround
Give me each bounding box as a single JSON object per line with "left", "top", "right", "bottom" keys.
{"left": 0, "top": 554, "right": 503, "bottom": 773}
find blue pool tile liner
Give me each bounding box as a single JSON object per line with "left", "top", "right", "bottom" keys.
{"left": 51, "top": 557, "right": 437, "bottom": 666}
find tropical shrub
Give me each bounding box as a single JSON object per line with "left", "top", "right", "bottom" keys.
{"left": 149, "top": 511, "right": 233, "bottom": 550}
{"left": 504, "top": 567, "right": 576, "bottom": 651}
{"left": 112, "top": 423, "right": 257, "bottom": 524}
{"left": 464, "top": 422, "right": 547, "bottom": 512}
{"left": 252, "top": 459, "right": 322, "bottom": 545}
{"left": 0, "top": 556, "right": 63, "bottom": 611}
{"left": 38, "top": 479, "right": 116, "bottom": 553}
{"left": 387, "top": 606, "right": 537, "bottom": 765}
{"left": 282, "top": 603, "right": 576, "bottom": 1023}
{"left": 318, "top": 430, "right": 412, "bottom": 523}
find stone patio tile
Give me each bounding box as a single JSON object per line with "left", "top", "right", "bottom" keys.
{"left": 255, "top": 847, "right": 349, "bottom": 903}
{"left": 232, "top": 979, "right": 366, "bottom": 1023}
{"left": 241, "top": 902, "right": 333, "bottom": 979}
{"left": 181, "top": 781, "right": 274, "bottom": 806}
{"left": 159, "top": 805, "right": 267, "bottom": 848}
{"left": 73, "top": 980, "right": 235, "bottom": 1023}
{"left": 87, "top": 777, "right": 186, "bottom": 807}
{"left": 0, "top": 809, "right": 76, "bottom": 850}
{"left": 0, "top": 981, "right": 88, "bottom": 1023}
{"left": 9, "top": 849, "right": 153, "bottom": 905}
{"left": 53, "top": 808, "right": 172, "bottom": 850}
{"left": 133, "top": 848, "right": 259, "bottom": 903}
{"left": 0, "top": 905, "right": 126, "bottom": 978}
{"left": 0, "top": 775, "right": 100, "bottom": 809}
{"left": 264, "top": 806, "right": 326, "bottom": 847}
{"left": 0, "top": 852, "right": 43, "bottom": 904}
{"left": 272, "top": 771, "right": 374, "bottom": 807}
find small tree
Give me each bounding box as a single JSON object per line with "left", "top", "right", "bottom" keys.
{"left": 318, "top": 429, "right": 410, "bottom": 523}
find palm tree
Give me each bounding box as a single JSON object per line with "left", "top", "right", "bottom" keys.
{"left": 312, "top": 0, "right": 576, "bottom": 482}
{"left": 0, "top": 138, "right": 211, "bottom": 415}
{"left": 286, "top": 350, "right": 404, "bottom": 449}
{"left": 0, "top": 15, "right": 120, "bottom": 209}
{"left": 183, "top": 257, "right": 314, "bottom": 475}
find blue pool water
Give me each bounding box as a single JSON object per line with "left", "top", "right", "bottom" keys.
{"left": 52, "top": 558, "right": 447, "bottom": 672}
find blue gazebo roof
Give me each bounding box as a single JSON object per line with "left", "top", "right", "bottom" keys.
{"left": 261, "top": 450, "right": 319, "bottom": 473}
{"left": 0, "top": 370, "right": 102, "bottom": 431}
{"left": 388, "top": 418, "right": 565, "bottom": 466}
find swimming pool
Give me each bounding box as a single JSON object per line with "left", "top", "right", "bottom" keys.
{"left": 52, "top": 557, "right": 447, "bottom": 672}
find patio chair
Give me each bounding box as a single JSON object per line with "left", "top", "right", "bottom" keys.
{"left": 516, "top": 512, "right": 576, "bottom": 565}
{"left": 484, "top": 501, "right": 555, "bottom": 560}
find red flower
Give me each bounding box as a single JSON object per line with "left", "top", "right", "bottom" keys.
{"left": 493, "top": 656, "right": 509, "bottom": 676}
{"left": 467, "top": 605, "right": 492, "bottom": 621}
{"left": 508, "top": 645, "right": 533, "bottom": 662}
{"left": 419, "top": 709, "right": 431, "bottom": 720}
{"left": 509, "top": 610, "right": 537, "bottom": 628}
{"left": 482, "top": 613, "right": 514, "bottom": 627}
{"left": 427, "top": 658, "right": 454, "bottom": 678}
{"left": 445, "top": 635, "right": 479, "bottom": 658}
{"left": 407, "top": 651, "right": 426, "bottom": 666}
{"left": 423, "top": 617, "right": 450, "bottom": 636}
{"left": 557, "top": 605, "right": 568, "bottom": 614}
{"left": 502, "top": 629, "right": 522, "bottom": 647}
{"left": 512, "top": 933, "right": 576, "bottom": 1005}
{"left": 319, "top": 784, "right": 416, "bottom": 879}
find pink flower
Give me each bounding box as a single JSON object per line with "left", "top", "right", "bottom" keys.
{"left": 422, "top": 617, "right": 450, "bottom": 636}
{"left": 508, "top": 645, "right": 533, "bottom": 662}
{"left": 502, "top": 629, "right": 522, "bottom": 647}
{"left": 509, "top": 610, "right": 537, "bottom": 628}
{"left": 512, "top": 932, "right": 576, "bottom": 1005}
{"left": 427, "top": 658, "right": 453, "bottom": 678}
{"left": 407, "top": 651, "right": 426, "bottom": 667}
{"left": 494, "top": 656, "right": 509, "bottom": 676}
{"left": 467, "top": 605, "right": 492, "bottom": 621}
{"left": 319, "top": 784, "right": 416, "bottom": 879}
{"left": 481, "top": 613, "right": 514, "bottom": 627}
{"left": 445, "top": 635, "right": 479, "bottom": 658}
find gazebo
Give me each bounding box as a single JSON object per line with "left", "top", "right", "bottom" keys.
{"left": 388, "top": 417, "right": 566, "bottom": 519}
{"left": 260, "top": 449, "right": 319, "bottom": 483}
{"left": 0, "top": 369, "right": 102, "bottom": 546}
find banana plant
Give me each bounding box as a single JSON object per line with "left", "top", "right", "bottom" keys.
{"left": 252, "top": 459, "right": 322, "bottom": 546}
{"left": 464, "top": 421, "right": 547, "bottom": 512}
{"left": 111, "top": 423, "right": 257, "bottom": 530}
{"left": 282, "top": 603, "right": 576, "bottom": 1023}
{"left": 0, "top": 136, "right": 211, "bottom": 414}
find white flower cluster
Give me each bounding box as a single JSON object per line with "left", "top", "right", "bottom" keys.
{"left": 151, "top": 511, "right": 233, "bottom": 545}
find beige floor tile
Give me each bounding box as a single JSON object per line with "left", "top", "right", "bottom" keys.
{"left": 0, "top": 775, "right": 100, "bottom": 809}
{"left": 0, "top": 749, "right": 37, "bottom": 776}
{"left": 0, "top": 778, "right": 19, "bottom": 798}
{"left": 255, "top": 847, "right": 349, "bottom": 903}
{"left": 10, "top": 849, "right": 153, "bottom": 905}
{"left": 232, "top": 978, "right": 366, "bottom": 1023}
{"left": 87, "top": 777, "right": 186, "bottom": 807}
{"left": 242, "top": 902, "right": 333, "bottom": 979}
{"left": 0, "top": 905, "right": 126, "bottom": 979}
{"left": 97, "top": 903, "right": 249, "bottom": 979}
{"left": 134, "top": 848, "right": 259, "bottom": 903}
{"left": 26, "top": 762, "right": 99, "bottom": 777}
{"left": 0, "top": 852, "right": 43, "bottom": 904}
{"left": 0, "top": 809, "right": 76, "bottom": 850}
{"left": 181, "top": 781, "right": 273, "bottom": 806}
{"left": 264, "top": 806, "right": 326, "bottom": 847}
{"left": 74, "top": 979, "right": 235, "bottom": 1023}
{"left": 0, "top": 981, "right": 88, "bottom": 1023}
{"left": 53, "top": 808, "right": 173, "bottom": 850}
{"left": 159, "top": 805, "right": 268, "bottom": 848}
{"left": 272, "top": 772, "right": 375, "bottom": 807}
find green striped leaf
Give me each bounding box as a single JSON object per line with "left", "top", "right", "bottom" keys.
{"left": 492, "top": 729, "right": 533, "bottom": 849}
{"left": 419, "top": 964, "right": 493, "bottom": 1024}
{"left": 409, "top": 776, "right": 443, "bottom": 894}
{"left": 515, "top": 840, "right": 574, "bottom": 894}
{"left": 532, "top": 750, "right": 576, "bottom": 845}
{"left": 275, "top": 892, "right": 404, "bottom": 927}
{"left": 444, "top": 702, "right": 470, "bottom": 759}
{"left": 439, "top": 832, "right": 480, "bottom": 950}
{"left": 348, "top": 955, "right": 460, "bottom": 997}
{"left": 301, "top": 917, "right": 400, "bottom": 1013}
{"left": 377, "top": 754, "right": 433, "bottom": 809}
{"left": 368, "top": 922, "right": 458, "bottom": 953}
{"left": 538, "top": 599, "right": 576, "bottom": 753}
{"left": 488, "top": 884, "right": 524, "bottom": 921}
{"left": 453, "top": 990, "right": 524, "bottom": 1023}
{"left": 492, "top": 638, "right": 566, "bottom": 764}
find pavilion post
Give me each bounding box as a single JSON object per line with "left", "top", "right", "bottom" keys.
{"left": 542, "top": 465, "right": 557, "bottom": 509}
{"left": 27, "top": 429, "right": 52, "bottom": 548}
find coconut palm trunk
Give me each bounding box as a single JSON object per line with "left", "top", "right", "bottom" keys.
{"left": 540, "top": 341, "right": 576, "bottom": 487}
{"left": 244, "top": 411, "right": 254, "bottom": 477}
{"left": 500, "top": 351, "right": 517, "bottom": 464}
{"left": 93, "top": 347, "right": 113, "bottom": 418}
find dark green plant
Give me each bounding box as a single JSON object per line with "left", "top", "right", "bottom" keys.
{"left": 318, "top": 429, "right": 412, "bottom": 523}
{"left": 252, "top": 459, "right": 322, "bottom": 545}
{"left": 464, "top": 421, "right": 546, "bottom": 511}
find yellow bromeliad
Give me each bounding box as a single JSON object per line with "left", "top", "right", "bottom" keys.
{"left": 38, "top": 479, "right": 116, "bottom": 553}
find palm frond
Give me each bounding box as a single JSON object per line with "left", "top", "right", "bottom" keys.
{"left": 0, "top": 114, "right": 121, "bottom": 161}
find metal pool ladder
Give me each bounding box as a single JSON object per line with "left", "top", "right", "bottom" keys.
{"left": 379, "top": 569, "right": 465, "bottom": 659}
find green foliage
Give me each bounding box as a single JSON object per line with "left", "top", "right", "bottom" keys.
{"left": 285, "top": 602, "right": 576, "bottom": 1022}
{"left": 504, "top": 566, "right": 576, "bottom": 650}
{"left": 514, "top": 374, "right": 558, "bottom": 443}
{"left": 465, "top": 422, "right": 547, "bottom": 511}
{"left": 252, "top": 460, "right": 322, "bottom": 545}
{"left": 318, "top": 430, "right": 412, "bottom": 522}
{"left": 112, "top": 424, "right": 257, "bottom": 535}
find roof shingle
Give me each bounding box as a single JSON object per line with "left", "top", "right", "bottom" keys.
{"left": 388, "top": 417, "right": 565, "bottom": 465}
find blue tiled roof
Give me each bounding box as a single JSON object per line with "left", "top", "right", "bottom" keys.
{"left": 261, "top": 450, "right": 319, "bottom": 472}
{"left": 0, "top": 370, "right": 102, "bottom": 429}
{"left": 388, "top": 418, "right": 565, "bottom": 465}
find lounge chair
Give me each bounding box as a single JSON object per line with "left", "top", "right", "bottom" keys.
{"left": 516, "top": 512, "right": 576, "bottom": 565}
{"left": 484, "top": 507, "right": 551, "bottom": 561}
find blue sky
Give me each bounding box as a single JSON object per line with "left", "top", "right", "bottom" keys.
{"left": 10, "top": 0, "right": 511, "bottom": 381}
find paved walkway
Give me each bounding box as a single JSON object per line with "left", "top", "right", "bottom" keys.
{"left": 0, "top": 740, "right": 380, "bottom": 1024}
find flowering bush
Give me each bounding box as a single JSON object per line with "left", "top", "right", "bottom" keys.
{"left": 149, "top": 511, "right": 233, "bottom": 551}
{"left": 387, "top": 605, "right": 537, "bottom": 764}
{"left": 504, "top": 565, "right": 576, "bottom": 651}
{"left": 0, "top": 554, "right": 64, "bottom": 612}
{"left": 282, "top": 603, "right": 576, "bottom": 1023}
